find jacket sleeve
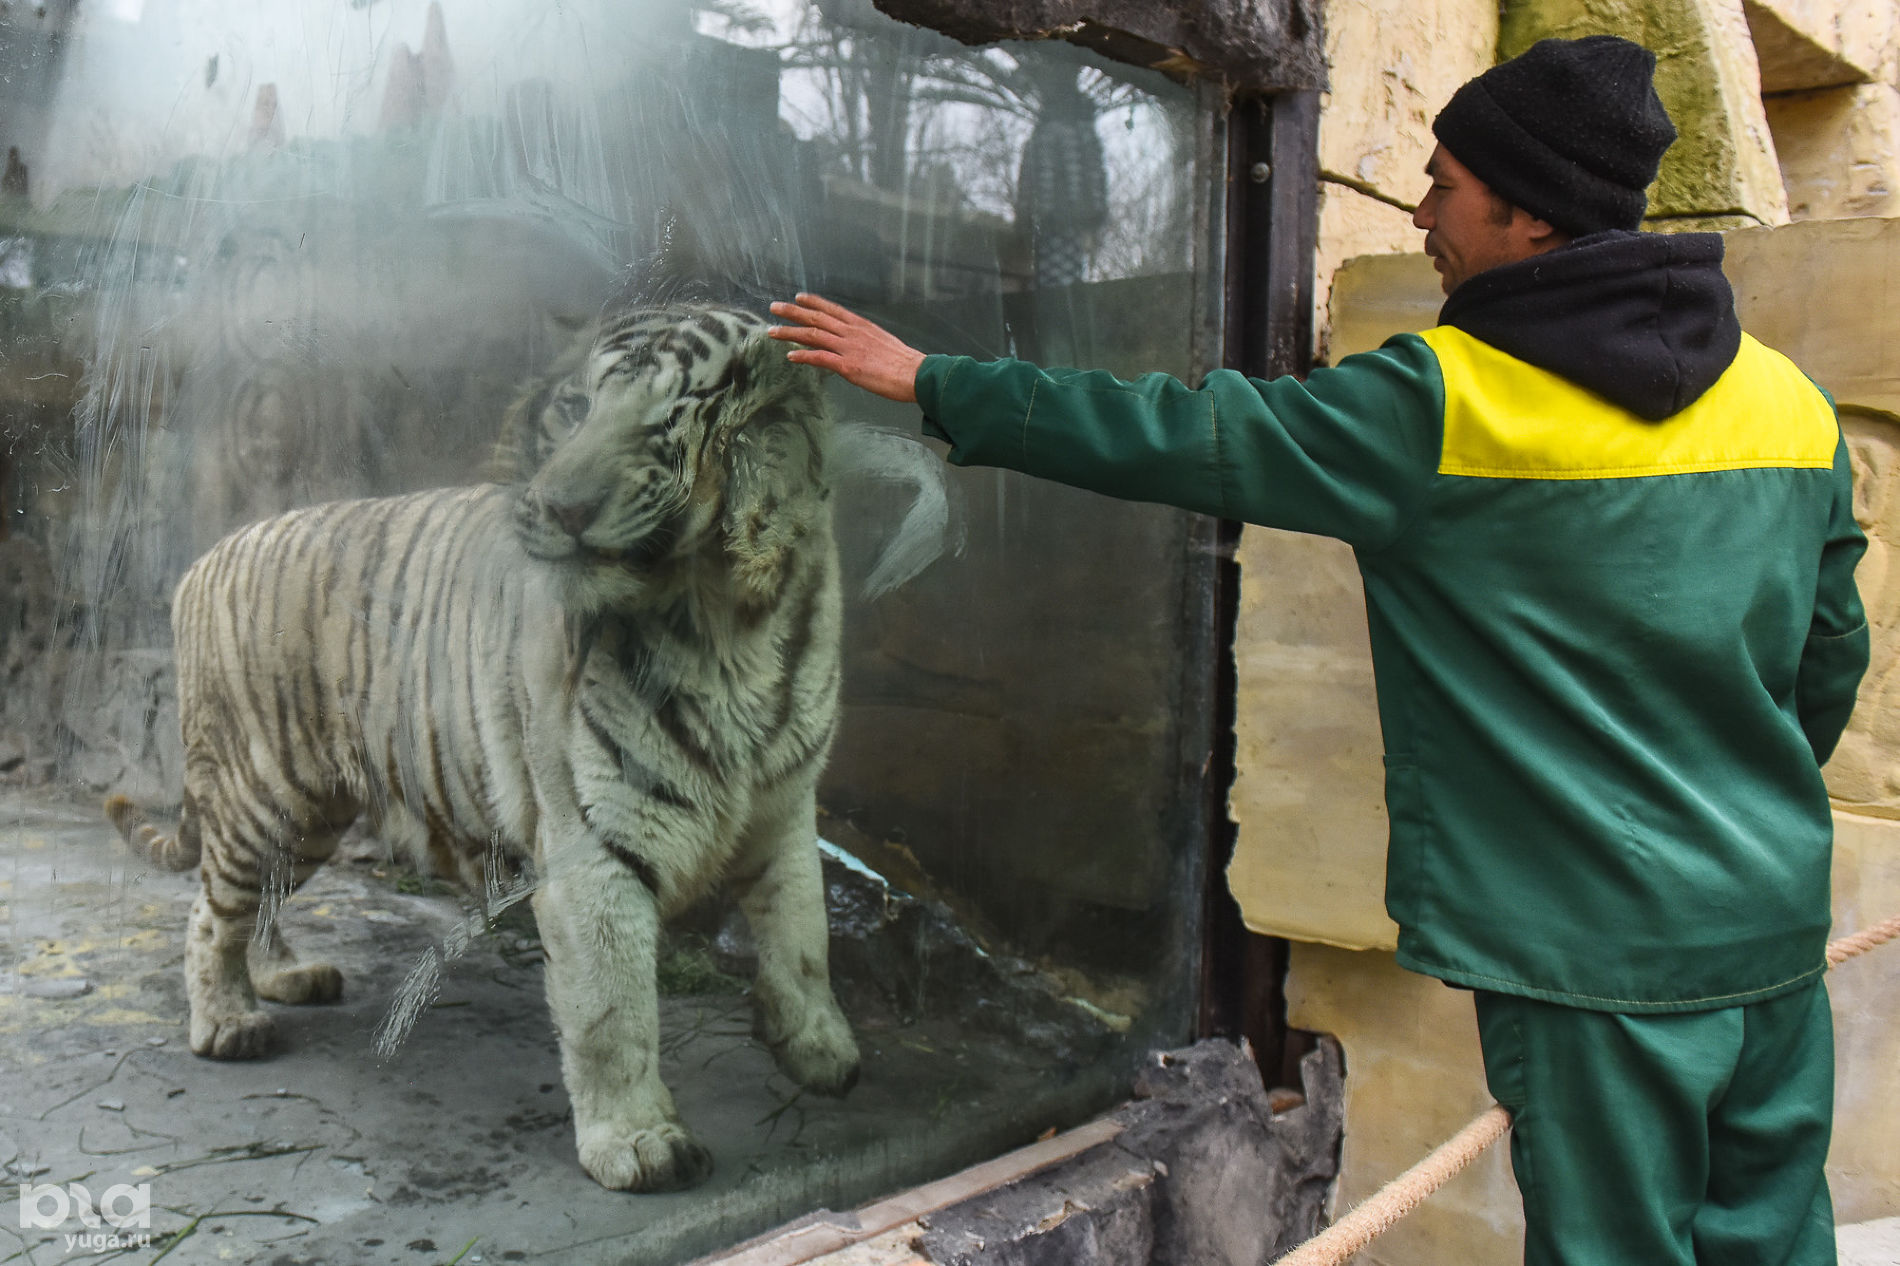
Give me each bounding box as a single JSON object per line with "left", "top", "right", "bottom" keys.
{"left": 1797, "top": 430, "right": 1870, "bottom": 765}
{"left": 913, "top": 335, "right": 1446, "bottom": 551}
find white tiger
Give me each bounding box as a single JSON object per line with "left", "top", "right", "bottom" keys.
{"left": 106, "top": 301, "right": 859, "bottom": 1192}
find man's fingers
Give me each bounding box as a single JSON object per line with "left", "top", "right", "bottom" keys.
{"left": 785, "top": 347, "right": 846, "bottom": 373}
{"left": 768, "top": 300, "right": 848, "bottom": 336}
{"left": 793, "top": 292, "right": 856, "bottom": 322}
{"left": 767, "top": 323, "right": 839, "bottom": 350}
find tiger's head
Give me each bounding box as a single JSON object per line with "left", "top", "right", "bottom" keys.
{"left": 510, "top": 303, "right": 833, "bottom": 612}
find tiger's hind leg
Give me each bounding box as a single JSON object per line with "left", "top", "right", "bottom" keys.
{"left": 186, "top": 793, "right": 350, "bottom": 1057}
{"left": 250, "top": 922, "right": 344, "bottom": 1004}
{"left": 186, "top": 863, "right": 275, "bottom": 1059}
{"left": 248, "top": 817, "right": 349, "bottom": 1005}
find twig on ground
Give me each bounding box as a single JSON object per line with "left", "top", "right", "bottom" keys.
{"left": 147, "top": 1142, "right": 321, "bottom": 1177}
{"left": 37, "top": 1051, "right": 138, "bottom": 1120}
{"left": 441, "top": 1237, "right": 481, "bottom": 1265}
{"left": 144, "top": 1207, "right": 319, "bottom": 1264}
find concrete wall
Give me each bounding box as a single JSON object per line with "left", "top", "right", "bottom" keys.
{"left": 1231, "top": 218, "right": 1900, "bottom": 1262}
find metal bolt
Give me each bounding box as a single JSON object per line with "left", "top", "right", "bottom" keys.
{"left": 1249, "top": 161, "right": 1272, "bottom": 184}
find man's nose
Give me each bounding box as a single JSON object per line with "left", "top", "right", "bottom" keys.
{"left": 1412, "top": 198, "right": 1432, "bottom": 230}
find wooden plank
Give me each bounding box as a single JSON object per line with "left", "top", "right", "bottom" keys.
{"left": 692, "top": 1117, "right": 1125, "bottom": 1266}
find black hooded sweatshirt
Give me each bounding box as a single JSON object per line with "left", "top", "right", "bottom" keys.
{"left": 1438, "top": 229, "right": 1743, "bottom": 419}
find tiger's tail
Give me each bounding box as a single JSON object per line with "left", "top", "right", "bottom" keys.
{"left": 105, "top": 793, "right": 202, "bottom": 872}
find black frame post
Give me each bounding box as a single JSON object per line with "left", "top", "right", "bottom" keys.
{"left": 1198, "top": 90, "right": 1321, "bottom": 1088}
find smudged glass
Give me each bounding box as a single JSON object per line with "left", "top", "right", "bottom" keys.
{"left": 0, "top": 0, "right": 1223, "bottom": 1259}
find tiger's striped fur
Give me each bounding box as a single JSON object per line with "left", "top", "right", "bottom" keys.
{"left": 107, "top": 303, "right": 856, "bottom": 1192}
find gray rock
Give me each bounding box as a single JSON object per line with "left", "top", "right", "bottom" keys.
{"left": 18, "top": 977, "right": 94, "bottom": 999}
{"left": 917, "top": 1038, "right": 1345, "bottom": 1266}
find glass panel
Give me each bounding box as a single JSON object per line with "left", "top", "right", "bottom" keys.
{"left": 0, "top": 1, "right": 1222, "bottom": 1259}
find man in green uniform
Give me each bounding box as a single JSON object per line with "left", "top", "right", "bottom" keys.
{"left": 770, "top": 34, "right": 1867, "bottom": 1266}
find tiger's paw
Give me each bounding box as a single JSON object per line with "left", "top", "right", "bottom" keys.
{"left": 190, "top": 1009, "right": 275, "bottom": 1060}
{"left": 578, "top": 1124, "right": 714, "bottom": 1192}
{"left": 772, "top": 1009, "right": 860, "bottom": 1096}
{"left": 254, "top": 962, "right": 344, "bottom": 1005}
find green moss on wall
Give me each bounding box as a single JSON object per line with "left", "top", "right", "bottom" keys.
{"left": 1498, "top": 0, "right": 1786, "bottom": 224}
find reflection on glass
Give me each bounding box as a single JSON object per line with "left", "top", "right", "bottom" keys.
{"left": 0, "top": 0, "right": 1218, "bottom": 1259}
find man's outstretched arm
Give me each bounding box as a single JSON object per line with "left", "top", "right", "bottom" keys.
{"left": 768, "top": 293, "right": 1444, "bottom": 548}
{"left": 768, "top": 294, "right": 925, "bottom": 403}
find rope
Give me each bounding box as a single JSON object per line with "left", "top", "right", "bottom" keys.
{"left": 1826, "top": 913, "right": 1900, "bottom": 966}
{"left": 1271, "top": 917, "right": 1900, "bottom": 1266}
{"left": 1275, "top": 1104, "right": 1512, "bottom": 1266}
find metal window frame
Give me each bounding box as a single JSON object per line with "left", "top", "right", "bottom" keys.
{"left": 1196, "top": 91, "right": 1320, "bottom": 1082}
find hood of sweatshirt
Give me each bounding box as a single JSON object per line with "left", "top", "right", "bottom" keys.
{"left": 1436, "top": 230, "right": 1743, "bottom": 421}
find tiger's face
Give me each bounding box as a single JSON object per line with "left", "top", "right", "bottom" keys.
{"left": 513, "top": 304, "right": 832, "bottom": 609}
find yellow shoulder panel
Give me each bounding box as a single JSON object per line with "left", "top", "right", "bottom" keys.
{"left": 1420, "top": 326, "right": 1839, "bottom": 481}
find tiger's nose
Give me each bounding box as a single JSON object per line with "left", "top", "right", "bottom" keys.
{"left": 546, "top": 495, "right": 602, "bottom": 539}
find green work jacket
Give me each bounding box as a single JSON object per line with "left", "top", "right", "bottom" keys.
{"left": 913, "top": 313, "right": 1868, "bottom": 1013}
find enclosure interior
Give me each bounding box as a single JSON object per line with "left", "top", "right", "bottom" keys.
{"left": 0, "top": 0, "right": 1224, "bottom": 1260}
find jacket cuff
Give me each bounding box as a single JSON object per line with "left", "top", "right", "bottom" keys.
{"left": 1800, "top": 621, "right": 1870, "bottom": 764}
{"left": 915, "top": 353, "right": 964, "bottom": 444}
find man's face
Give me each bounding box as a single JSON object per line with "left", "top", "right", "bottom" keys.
{"left": 1413, "top": 145, "right": 1553, "bottom": 295}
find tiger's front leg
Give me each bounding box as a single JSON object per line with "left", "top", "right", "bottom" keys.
{"left": 532, "top": 829, "right": 712, "bottom": 1192}
{"left": 731, "top": 784, "right": 860, "bottom": 1096}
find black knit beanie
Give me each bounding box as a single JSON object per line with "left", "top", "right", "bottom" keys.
{"left": 1432, "top": 35, "right": 1677, "bottom": 237}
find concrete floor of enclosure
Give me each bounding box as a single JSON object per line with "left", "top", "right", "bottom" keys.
{"left": 0, "top": 789, "right": 1126, "bottom": 1266}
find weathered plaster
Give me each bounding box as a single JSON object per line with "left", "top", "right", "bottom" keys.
{"left": 1501, "top": 0, "right": 1790, "bottom": 225}
{"left": 1767, "top": 83, "right": 1900, "bottom": 220}
{"left": 1307, "top": 0, "right": 1493, "bottom": 353}
{"left": 1316, "top": 0, "right": 1495, "bottom": 199}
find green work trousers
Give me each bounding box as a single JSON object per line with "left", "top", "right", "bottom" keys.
{"left": 1475, "top": 980, "right": 1836, "bottom": 1266}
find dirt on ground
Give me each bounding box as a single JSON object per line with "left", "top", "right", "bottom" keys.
{"left": 0, "top": 790, "right": 1120, "bottom": 1266}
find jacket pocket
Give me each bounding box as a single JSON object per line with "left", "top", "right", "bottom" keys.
{"left": 1381, "top": 756, "right": 1432, "bottom": 927}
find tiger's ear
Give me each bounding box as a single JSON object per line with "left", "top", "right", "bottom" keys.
{"left": 485, "top": 316, "right": 597, "bottom": 483}
{"left": 483, "top": 377, "right": 548, "bottom": 484}
{"left": 718, "top": 345, "right": 831, "bottom": 596}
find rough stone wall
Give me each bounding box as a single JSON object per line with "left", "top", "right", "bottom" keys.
{"left": 1298, "top": 0, "right": 1849, "bottom": 365}
{"left": 1502, "top": 0, "right": 1791, "bottom": 227}
{"left": 1751, "top": 0, "right": 1900, "bottom": 221}
{"left": 1744, "top": 0, "right": 1890, "bottom": 92}
{"left": 1767, "top": 84, "right": 1900, "bottom": 219}
{"left": 1309, "top": 0, "right": 1494, "bottom": 358}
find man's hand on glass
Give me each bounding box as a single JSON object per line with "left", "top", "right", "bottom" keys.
{"left": 768, "top": 294, "right": 926, "bottom": 404}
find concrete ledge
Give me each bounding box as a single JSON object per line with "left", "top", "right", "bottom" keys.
{"left": 701, "top": 1038, "right": 1346, "bottom": 1266}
